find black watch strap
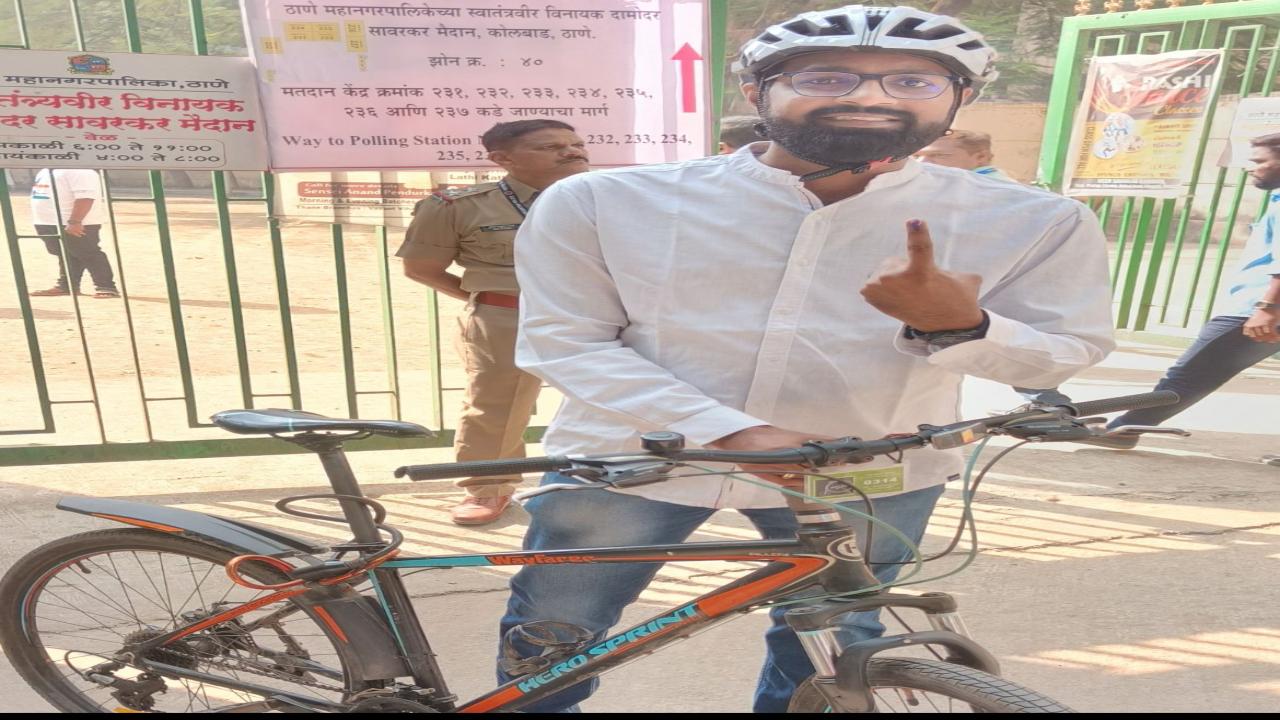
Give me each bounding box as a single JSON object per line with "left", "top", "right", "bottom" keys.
{"left": 903, "top": 310, "right": 990, "bottom": 342}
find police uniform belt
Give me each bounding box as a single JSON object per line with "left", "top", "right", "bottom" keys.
{"left": 475, "top": 291, "right": 519, "bottom": 309}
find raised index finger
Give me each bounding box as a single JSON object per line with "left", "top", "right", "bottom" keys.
{"left": 905, "top": 219, "right": 935, "bottom": 272}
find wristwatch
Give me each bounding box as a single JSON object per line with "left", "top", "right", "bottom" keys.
{"left": 1254, "top": 301, "right": 1279, "bottom": 310}
{"left": 903, "top": 311, "right": 991, "bottom": 352}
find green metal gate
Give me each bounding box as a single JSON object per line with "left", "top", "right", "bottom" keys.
{"left": 0, "top": 0, "right": 733, "bottom": 466}
{"left": 1039, "top": 0, "right": 1280, "bottom": 338}
{"left": 0, "top": 0, "right": 465, "bottom": 465}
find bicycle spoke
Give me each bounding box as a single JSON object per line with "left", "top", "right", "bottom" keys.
{"left": 38, "top": 583, "right": 135, "bottom": 628}
{"left": 46, "top": 574, "right": 140, "bottom": 628}
{"left": 107, "top": 553, "right": 144, "bottom": 629}
{"left": 36, "top": 585, "right": 132, "bottom": 640}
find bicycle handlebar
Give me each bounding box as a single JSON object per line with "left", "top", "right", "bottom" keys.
{"left": 393, "top": 390, "right": 1180, "bottom": 482}
{"left": 392, "top": 455, "right": 572, "bottom": 481}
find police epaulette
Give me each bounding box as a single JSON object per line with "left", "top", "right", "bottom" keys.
{"left": 434, "top": 183, "right": 495, "bottom": 203}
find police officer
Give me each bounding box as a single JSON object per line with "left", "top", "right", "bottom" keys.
{"left": 397, "top": 120, "right": 589, "bottom": 525}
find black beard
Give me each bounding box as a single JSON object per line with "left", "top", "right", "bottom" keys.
{"left": 760, "top": 105, "right": 950, "bottom": 167}
{"left": 1254, "top": 172, "right": 1280, "bottom": 191}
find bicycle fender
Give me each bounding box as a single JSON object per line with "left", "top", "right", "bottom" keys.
{"left": 296, "top": 592, "right": 414, "bottom": 681}
{"left": 827, "top": 631, "right": 1002, "bottom": 712}
{"left": 57, "top": 496, "right": 326, "bottom": 558}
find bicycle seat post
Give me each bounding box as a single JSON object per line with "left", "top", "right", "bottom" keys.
{"left": 294, "top": 433, "right": 383, "bottom": 545}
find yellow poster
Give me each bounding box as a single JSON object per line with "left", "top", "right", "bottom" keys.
{"left": 1064, "top": 50, "right": 1223, "bottom": 198}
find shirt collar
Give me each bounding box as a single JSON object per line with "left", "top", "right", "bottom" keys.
{"left": 501, "top": 175, "right": 541, "bottom": 204}
{"left": 728, "top": 142, "right": 923, "bottom": 194}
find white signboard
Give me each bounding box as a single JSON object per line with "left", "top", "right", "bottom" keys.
{"left": 0, "top": 49, "right": 268, "bottom": 170}
{"left": 1221, "top": 97, "right": 1280, "bottom": 169}
{"left": 274, "top": 169, "right": 507, "bottom": 226}
{"left": 240, "top": 0, "right": 710, "bottom": 170}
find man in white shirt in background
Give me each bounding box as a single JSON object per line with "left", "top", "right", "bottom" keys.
{"left": 28, "top": 168, "right": 118, "bottom": 298}
{"left": 502, "top": 5, "right": 1114, "bottom": 713}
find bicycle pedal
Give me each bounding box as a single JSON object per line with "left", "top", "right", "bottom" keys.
{"left": 500, "top": 621, "right": 594, "bottom": 675}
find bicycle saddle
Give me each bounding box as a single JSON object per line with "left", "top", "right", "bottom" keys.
{"left": 211, "top": 409, "right": 432, "bottom": 438}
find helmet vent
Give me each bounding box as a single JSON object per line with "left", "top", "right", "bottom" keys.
{"left": 781, "top": 20, "right": 813, "bottom": 35}
{"left": 888, "top": 18, "right": 964, "bottom": 41}
{"left": 822, "top": 15, "right": 854, "bottom": 35}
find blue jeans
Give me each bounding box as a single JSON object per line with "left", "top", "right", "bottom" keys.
{"left": 497, "top": 477, "right": 946, "bottom": 713}
{"left": 1109, "top": 315, "right": 1280, "bottom": 429}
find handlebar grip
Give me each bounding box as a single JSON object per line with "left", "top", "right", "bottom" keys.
{"left": 395, "top": 455, "right": 572, "bottom": 481}
{"left": 1066, "top": 390, "right": 1180, "bottom": 417}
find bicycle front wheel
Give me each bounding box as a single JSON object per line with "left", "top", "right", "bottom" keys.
{"left": 0, "top": 528, "right": 369, "bottom": 713}
{"left": 789, "top": 657, "right": 1073, "bottom": 713}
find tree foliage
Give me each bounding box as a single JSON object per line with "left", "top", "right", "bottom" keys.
{"left": 8, "top": 0, "right": 246, "bottom": 55}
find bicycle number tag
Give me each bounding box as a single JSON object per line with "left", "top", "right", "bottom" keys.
{"left": 804, "top": 466, "right": 905, "bottom": 500}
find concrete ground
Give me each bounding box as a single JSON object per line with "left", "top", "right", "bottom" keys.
{"left": 1, "top": 337, "right": 1278, "bottom": 712}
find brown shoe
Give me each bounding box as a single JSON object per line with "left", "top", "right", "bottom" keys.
{"left": 29, "top": 286, "right": 74, "bottom": 297}
{"left": 93, "top": 289, "right": 120, "bottom": 299}
{"left": 450, "top": 495, "right": 512, "bottom": 526}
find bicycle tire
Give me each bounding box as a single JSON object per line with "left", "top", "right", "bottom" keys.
{"left": 0, "top": 528, "right": 370, "bottom": 713}
{"left": 789, "top": 657, "right": 1074, "bottom": 713}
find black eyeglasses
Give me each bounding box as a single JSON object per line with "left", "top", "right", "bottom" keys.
{"left": 761, "top": 71, "right": 963, "bottom": 100}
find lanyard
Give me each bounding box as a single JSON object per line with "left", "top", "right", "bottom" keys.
{"left": 498, "top": 180, "right": 533, "bottom": 217}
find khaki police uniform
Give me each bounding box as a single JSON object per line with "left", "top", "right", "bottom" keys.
{"left": 396, "top": 177, "right": 543, "bottom": 498}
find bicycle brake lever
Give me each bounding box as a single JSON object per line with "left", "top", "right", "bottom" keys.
{"left": 512, "top": 482, "right": 609, "bottom": 503}
{"left": 1108, "top": 424, "right": 1192, "bottom": 437}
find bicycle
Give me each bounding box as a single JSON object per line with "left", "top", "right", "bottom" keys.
{"left": 0, "top": 390, "right": 1183, "bottom": 713}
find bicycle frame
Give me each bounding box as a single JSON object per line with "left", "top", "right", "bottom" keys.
{"left": 105, "top": 533, "right": 996, "bottom": 713}
{"left": 388, "top": 540, "right": 832, "bottom": 713}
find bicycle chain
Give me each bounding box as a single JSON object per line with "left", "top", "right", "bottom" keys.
{"left": 113, "top": 642, "right": 351, "bottom": 697}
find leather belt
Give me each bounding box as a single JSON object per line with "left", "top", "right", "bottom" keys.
{"left": 474, "top": 291, "right": 519, "bottom": 309}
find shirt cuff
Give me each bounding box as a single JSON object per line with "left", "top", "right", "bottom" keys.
{"left": 666, "top": 405, "right": 768, "bottom": 446}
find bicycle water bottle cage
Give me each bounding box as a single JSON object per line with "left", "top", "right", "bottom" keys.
{"left": 499, "top": 621, "right": 595, "bottom": 675}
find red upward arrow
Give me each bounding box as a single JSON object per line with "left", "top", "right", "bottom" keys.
{"left": 672, "top": 42, "right": 703, "bottom": 113}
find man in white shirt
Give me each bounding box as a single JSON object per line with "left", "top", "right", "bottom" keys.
{"left": 501, "top": 5, "right": 1114, "bottom": 712}
{"left": 28, "top": 168, "right": 118, "bottom": 298}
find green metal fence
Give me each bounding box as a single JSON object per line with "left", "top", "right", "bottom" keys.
{"left": 0, "top": 0, "right": 731, "bottom": 466}
{"left": 1039, "top": 0, "right": 1280, "bottom": 337}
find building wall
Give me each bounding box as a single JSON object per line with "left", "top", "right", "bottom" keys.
{"left": 953, "top": 101, "right": 1049, "bottom": 184}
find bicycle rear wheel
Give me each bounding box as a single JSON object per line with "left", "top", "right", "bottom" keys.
{"left": 0, "top": 528, "right": 369, "bottom": 713}
{"left": 789, "top": 657, "right": 1073, "bottom": 713}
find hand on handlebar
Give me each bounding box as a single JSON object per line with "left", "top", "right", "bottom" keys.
{"left": 708, "top": 425, "right": 832, "bottom": 488}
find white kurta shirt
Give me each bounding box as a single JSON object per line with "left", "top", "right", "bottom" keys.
{"left": 515, "top": 146, "right": 1115, "bottom": 509}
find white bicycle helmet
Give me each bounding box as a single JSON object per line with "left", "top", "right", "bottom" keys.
{"left": 736, "top": 5, "right": 998, "bottom": 103}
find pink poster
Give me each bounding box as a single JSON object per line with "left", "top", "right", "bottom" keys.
{"left": 241, "top": 0, "right": 710, "bottom": 171}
